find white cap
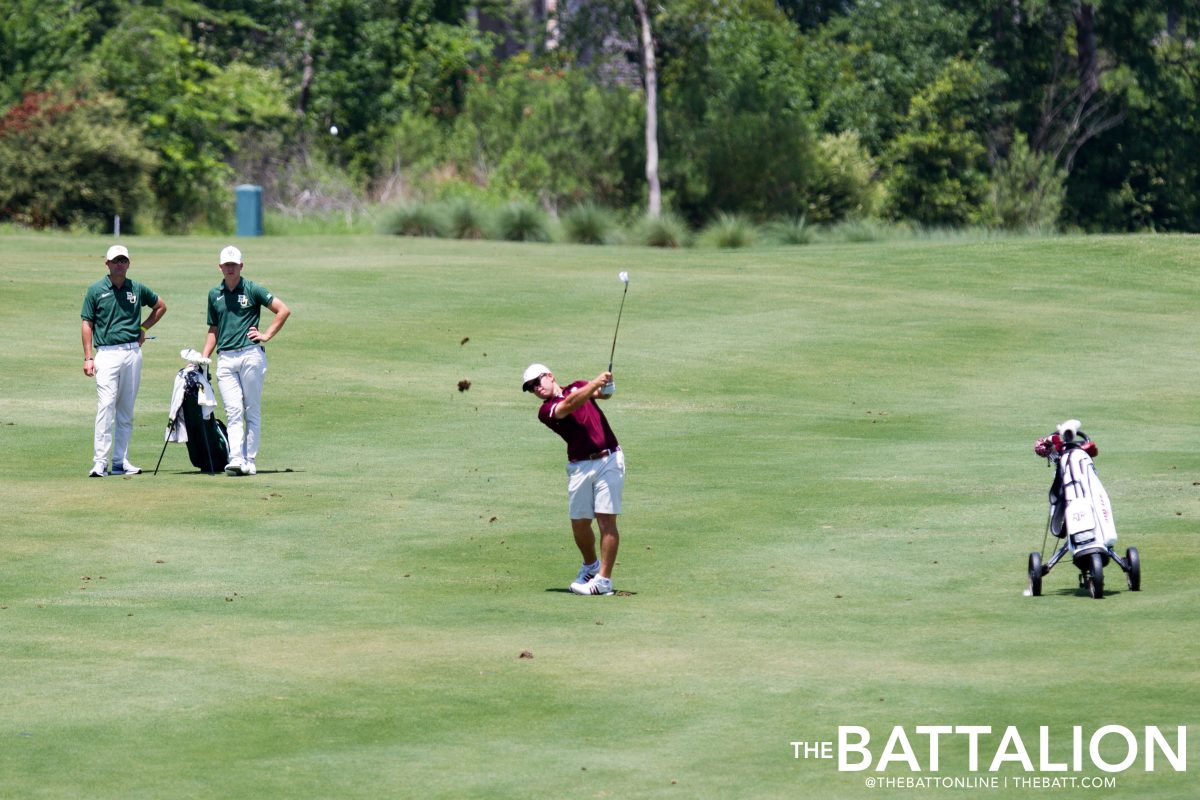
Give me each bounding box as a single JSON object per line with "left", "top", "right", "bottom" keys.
{"left": 106, "top": 245, "right": 129, "bottom": 261}
{"left": 219, "top": 245, "right": 243, "bottom": 264}
{"left": 522, "top": 363, "right": 550, "bottom": 391}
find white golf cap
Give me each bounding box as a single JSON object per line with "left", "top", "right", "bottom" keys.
{"left": 106, "top": 244, "right": 129, "bottom": 261}
{"left": 219, "top": 245, "right": 243, "bottom": 264}
{"left": 522, "top": 363, "right": 550, "bottom": 391}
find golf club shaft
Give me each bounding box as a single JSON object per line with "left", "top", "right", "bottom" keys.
{"left": 153, "top": 425, "right": 170, "bottom": 475}
{"left": 608, "top": 284, "right": 628, "bottom": 371}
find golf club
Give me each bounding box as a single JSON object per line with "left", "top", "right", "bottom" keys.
{"left": 601, "top": 271, "right": 629, "bottom": 397}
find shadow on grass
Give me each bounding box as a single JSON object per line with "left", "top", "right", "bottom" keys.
{"left": 149, "top": 468, "right": 305, "bottom": 476}
{"left": 544, "top": 588, "right": 638, "bottom": 596}
{"left": 1048, "top": 586, "right": 1132, "bottom": 599}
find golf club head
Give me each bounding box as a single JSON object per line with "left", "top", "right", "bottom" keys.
{"left": 619, "top": 271, "right": 629, "bottom": 284}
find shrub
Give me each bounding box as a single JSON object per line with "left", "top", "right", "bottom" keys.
{"left": 980, "top": 132, "right": 1065, "bottom": 232}
{"left": 431, "top": 56, "right": 644, "bottom": 210}
{"left": 807, "top": 131, "right": 880, "bottom": 223}
{"left": 264, "top": 208, "right": 377, "bottom": 236}
{"left": 766, "top": 216, "right": 815, "bottom": 245}
{"left": 379, "top": 201, "right": 447, "bottom": 237}
{"left": 91, "top": 14, "right": 293, "bottom": 231}
{"left": 882, "top": 58, "right": 995, "bottom": 226}
{"left": 443, "top": 197, "right": 491, "bottom": 240}
{"left": 495, "top": 201, "right": 552, "bottom": 242}
{"left": 561, "top": 203, "right": 619, "bottom": 245}
{"left": 632, "top": 213, "right": 689, "bottom": 248}
{"left": 699, "top": 212, "right": 758, "bottom": 248}
{"left": 0, "top": 87, "right": 157, "bottom": 231}
{"left": 825, "top": 219, "right": 892, "bottom": 243}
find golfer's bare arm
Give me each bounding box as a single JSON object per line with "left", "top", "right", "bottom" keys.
{"left": 82, "top": 320, "right": 96, "bottom": 375}
{"left": 249, "top": 297, "right": 289, "bottom": 343}
{"left": 140, "top": 298, "right": 167, "bottom": 342}
{"left": 201, "top": 327, "right": 218, "bottom": 360}
{"left": 553, "top": 372, "right": 612, "bottom": 418}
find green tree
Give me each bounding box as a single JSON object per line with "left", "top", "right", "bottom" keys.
{"left": 658, "top": 0, "right": 817, "bottom": 222}
{"left": 807, "top": 130, "right": 880, "bottom": 223}
{"left": 883, "top": 58, "right": 996, "bottom": 226}
{"left": 0, "top": 0, "right": 104, "bottom": 108}
{"left": 1040, "top": 1, "right": 1200, "bottom": 230}
{"left": 803, "top": 0, "right": 974, "bottom": 155}
{"left": 297, "top": 0, "right": 491, "bottom": 179}
{"left": 87, "top": 8, "right": 292, "bottom": 231}
{"left": 980, "top": 131, "right": 1066, "bottom": 230}
{"left": 423, "top": 55, "right": 644, "bottom": 209}
{"left": 0, "top": 87, "right": 157, "bottom": 229}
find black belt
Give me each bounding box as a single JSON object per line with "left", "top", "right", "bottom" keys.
{"left": 570, "top": 446, "right": 619, "bottom": 464}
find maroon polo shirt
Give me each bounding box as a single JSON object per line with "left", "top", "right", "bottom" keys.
{"left": 538, "top": 380, "right": 620, "bottom": 461}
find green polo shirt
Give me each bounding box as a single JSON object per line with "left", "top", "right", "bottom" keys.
{"left": 207, "top": 278, "right": 275, "bottom": 352}
{"left": 80, "top": 277, "right": 159, "bottom": 346}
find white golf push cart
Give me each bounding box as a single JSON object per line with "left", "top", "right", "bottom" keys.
{"left": 1028, "top": 420, "right": 1141, "bottom": 599}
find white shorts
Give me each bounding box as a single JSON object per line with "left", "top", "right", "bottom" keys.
{"left": 566, "top": 449, "right": 625, "bottom": 519}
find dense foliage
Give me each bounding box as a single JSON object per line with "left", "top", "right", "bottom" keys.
{"left": 1, "top": 0, "right": 1198, "bottom": 232}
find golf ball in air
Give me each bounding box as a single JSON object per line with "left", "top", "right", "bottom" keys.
{"left": 330, "top": 125, "right": 339, "bottom": 136}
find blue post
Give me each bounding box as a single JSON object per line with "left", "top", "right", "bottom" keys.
{"left": 235, "top": 184, "right": 263, "bottom": 236}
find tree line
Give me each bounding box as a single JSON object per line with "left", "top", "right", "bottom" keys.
{"left": 1, "top": 0, "right": 1197, "bottom": 234}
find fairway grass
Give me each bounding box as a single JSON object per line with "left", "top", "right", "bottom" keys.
{"left": 1, "top": 232, "right": 1198, "bottom": 798}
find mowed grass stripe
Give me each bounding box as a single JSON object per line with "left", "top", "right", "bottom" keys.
{"left": 0, "top": 232, "right": 1197, "bottom": 798}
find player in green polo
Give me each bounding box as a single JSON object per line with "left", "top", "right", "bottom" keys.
{"left": 81, "top": 244, "right": 168, "bottom": 477}
{"left": 200, "top": 245, "right": 291, "bottom": 476}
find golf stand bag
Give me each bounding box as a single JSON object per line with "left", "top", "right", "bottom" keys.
{"left": 154, "top": 351, "right": 230, "bottom": 475}
{"left": 1027, "top": 420, "right": 1140, "bottom": 599}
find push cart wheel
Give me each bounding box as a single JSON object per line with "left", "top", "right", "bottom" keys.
{"left": 1086, "top": 552, "right": 1104, "bottom": 599}
{"left": 1027, "top": 552, "right": 1043, "bottom": 597}
{"left": 1125, "top": 547, "right": 1140, "bottom": 591}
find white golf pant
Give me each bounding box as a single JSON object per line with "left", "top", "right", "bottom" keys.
{"left": 93, "top": 343, "right": 142, "bottom": 468}
{"left": 216, "top": 345, "right": 267, "bottom": 464}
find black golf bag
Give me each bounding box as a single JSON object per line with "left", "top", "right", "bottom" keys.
{"left": 156, "top": 365, "right": 229, "bottom": 475}
{"left": 181, "top": 368, "right": 230, "bottom": 473}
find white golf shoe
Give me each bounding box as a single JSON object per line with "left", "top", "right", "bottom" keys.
{"left": 572, "top": 561, "right": 600, "bottom": 587}
{"left": 225, "top": 460, "right": 244, "bottom": 476}
{"left": 113, "top": 463, "right": 142, "bottom": 475}
{"left": 569, "top": 575, "right": 615, "bottom": 596}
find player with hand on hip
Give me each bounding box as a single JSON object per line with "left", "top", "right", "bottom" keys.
{"left": 200, "top": 246, "right": 290, "bottom": 476}
{"left": 81, "top": 245, "right": 167, "bottom": 477}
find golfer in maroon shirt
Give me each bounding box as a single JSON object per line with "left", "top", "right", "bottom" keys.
{"left": 523, "top": 362, "right": 625, "bottom": 595}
